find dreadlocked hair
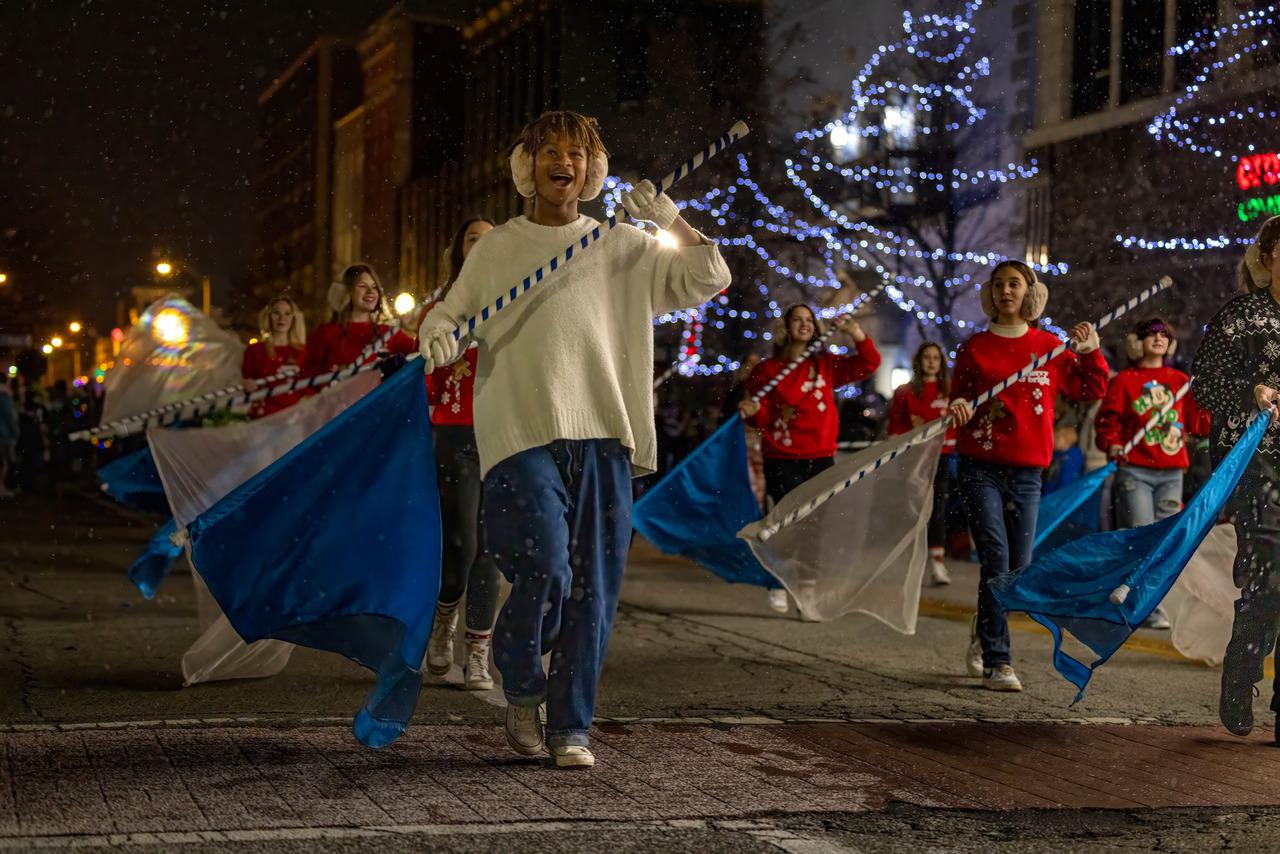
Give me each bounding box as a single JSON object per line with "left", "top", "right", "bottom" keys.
{"left": 517, "top": 110, "right": 609, "bottom": 158}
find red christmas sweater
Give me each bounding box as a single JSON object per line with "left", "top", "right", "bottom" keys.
{"left": 426, "top": 347, "right": 478, "bottom": 426}
{"left": 1093, "top": 365, "right": 1210, "bottom": 470}
{"left": 888, "top": 380, "right": 956, "bottom": 454}
{"left": 241, "top": 341, "right": 305, "bottom": 418}
{"left": 303, "top": 321, "right": 416, "bottom": 375}
{"left": 952, "top": 327, "right": 1109, "bottom": 469}
{"left": 744, "top": 339, "right": 882, "bottom": 460}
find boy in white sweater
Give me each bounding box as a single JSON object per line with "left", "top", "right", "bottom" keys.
{"left": 418, "top": 111, "right": 731, "bottom": 768}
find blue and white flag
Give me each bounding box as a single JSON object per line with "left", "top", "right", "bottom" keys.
{"left": 127, "top": 518, "right": 184, "bottom": 600}
{"left": 98, "top": 445, "right": 168, "bottom": 514}
{"left": 993, "top": 412, "right": 1267, "bottom": 701}
{"left": 632, "top": 416, "right": 776, "bottom": 588}
{"left": 180, "top": 364, "right": 441, "bottom": 747}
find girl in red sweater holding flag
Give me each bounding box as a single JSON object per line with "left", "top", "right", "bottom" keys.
{"left": 241, "top": 296, "right": 306, "bottom": 418}
{"left": 741, "top": 303, "right": 882, "bottom": 612}
{"left": 1094, "top": 316, "right": 1209, "bottom": 629}
{"left": 889, "top": 342, "right": 956, "bottom": 587}
{"left": 305, "top": 264, "right": 417, "bottom": 375}
{"left": 949, "top": 261, "right": 1109, "bottom": 692}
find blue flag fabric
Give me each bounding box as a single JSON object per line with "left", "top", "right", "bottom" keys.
{"left": 97, "top": 446, "right": 168, "bottom": 513}
{"left": 128, "top": 518, "right": 184, "bottom": 600}
{"left": 993, "top": 413, "right": 1268, "bottom": 701}
{"left": 185, "top": 365, "right": 441, "bottom": 747}
{"left": 1033, "top": 462, "right": 1115, "bottom": 552}
{"left": 632, "top": 415, "right": 777, "bottom": 588}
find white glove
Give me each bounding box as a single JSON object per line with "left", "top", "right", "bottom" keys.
{"left": 418, "top": 314, "right": 462, "bottom": 374}
{"left": 621, "top": 179, "right": 679, "bottom": 230}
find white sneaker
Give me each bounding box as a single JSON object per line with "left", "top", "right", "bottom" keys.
{"left": 552, "top": 745, "right": 596, "bottom": 769}
{"left": 982, "top": 664, "right": 1023, "bottom": 692}
{"left": 930, "top": 559, "right": 951, "bottom": 586}
{"left": 504, "top": 703, "right": 546, "bottom": 756}
{"left": 1142, "top": 608, "right": 1171, "bottom": 630}
{"left": 768, "top": 588, "right": 789, "bottom": 612}
{"left": 426, "top": 607, "right": 458, "bottom": 677}
{"left": 966, "top": 615, "right": 983, "bottom": 677}
{"left": 463, "top": 639, "right": 494, "bottom": 691}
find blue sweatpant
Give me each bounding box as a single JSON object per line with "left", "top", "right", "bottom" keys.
{"left": 483, "top": 439, "right": 633, "bottom": 748}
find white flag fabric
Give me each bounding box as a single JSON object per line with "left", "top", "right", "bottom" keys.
{"left": 738, "top": 422, "right": 945, "bottom": 631}
{"left": 102, "top": 296, "right": 245, "bottom": 425}
{"left": 148, "top": 372, "right": 380, "bottom": 684}
{"left": 1164, "top": 523, "right": 1238, "bottom": 667}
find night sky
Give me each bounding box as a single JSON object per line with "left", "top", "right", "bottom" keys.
{"left": 0, "top": 1, "right": 387, "bottom": 332}
{"left": 0, "top": 0, "right": 872, "bottom": 335}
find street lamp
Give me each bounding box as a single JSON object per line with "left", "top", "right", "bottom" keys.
{"left": 41, "top": 344, "right": 53, "bottom": 355}
{"left": 0, "top": 273, "right": 8, "bottom": 284}
{"left": 69, "top": 321, "right": 82, "bottom": 333}
{"left": 153, "top": 259, "right": 210, "bottom": 315}
{"left": 393, "top": 292, "right": 417, "bottom": 316}
{"left": 50, "top": 337, "right": 63, "bottom": 348}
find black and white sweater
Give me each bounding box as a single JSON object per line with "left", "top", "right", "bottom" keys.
{"left": 1192, "top": 289, "right": 1280, "bottom": 468}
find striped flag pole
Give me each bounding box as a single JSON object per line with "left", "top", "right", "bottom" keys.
{"left": 747, "top": 283, "right": 888, "bottom": 404}
{"left": 754, "top": 275, "right": 1175, "bottom": 541}
{"left": 145, "top": 329, "right": 398, "bottom": 432}
{"left": 449, "top": 121, "right": 751, "bottom": 342}
{"left": 70, "top": 365, "right": 296, "bottom": 441}
{"left": 77, "top": 329, "right": 397, "bottom": 440}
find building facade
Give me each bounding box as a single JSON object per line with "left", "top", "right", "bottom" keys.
{"left": 1022, "top": 0, "right": 1274, "bottom": 346}
{"left": 253, "top": 36, "right": 362, "bottom": 319}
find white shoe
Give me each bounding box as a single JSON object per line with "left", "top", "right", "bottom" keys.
{"left": 1142, "top": 608, "right": 1171, "bottom": 630}
{"left": 966, "top": 616, "right": 983, "bottom": 677}
{"left": 768, "top": 588, "right": 789, "bottom": 612}
{"left": 930, "top": 559, "right": 951, "bottom": 586}
{"left": 982, "top": 664, "right": 1023, "bottom": 692}
{"left": 463, "top": 639, "right": 494, "bottom": 691}
{"left": 426, "top": 607, "right": 458, "bottom": 676}
{"left": 504, "top": 703, "right": 546, "bottom": 757}
{"left": 552, "top": 745, "right": 596, "bottom": 769}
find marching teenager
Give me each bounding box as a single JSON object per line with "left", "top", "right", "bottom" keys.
{"left": 739, "top": 304, "right": 881, "bottom": 612}
{"left": 304, "top": 263, "right": 416, "bottom": 375}
{"left": 423, "top": 216, "right": 502, "bottom": 691}
{"left": 417, "top": 111, "right": 731, "bottom": 768}
{"left": 1193, "top": 215, "right": 1280, "bottom": 743}
{"left": 949, "top": 260, "right": 1109, "bottom": 692}
{"left": 241, "top": 296, "right": 306, "bottom": 418}
{"left": 889, "top": 342, "right": 956, "bottom": 586}
{"left": 1095, "top": 316, "right": 1208, "bottom": 629}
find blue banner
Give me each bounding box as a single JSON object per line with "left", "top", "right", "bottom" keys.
{"left": 993, "top": 413, "right": 1267, "bottom": 701}
{"left": 128, "top": 518, "right": 184, "bottom": 600}
{"left": 186, "top": 364, "right": 441, "bottom": 747}
{"left": 632, "top": 415, "right": 776, "bottom": 588}
{"left": 1033, "top": 462, "right": 1115, "bottom": 552}
{"left": 97, "top": 446, "right": 168, "bottom": 514}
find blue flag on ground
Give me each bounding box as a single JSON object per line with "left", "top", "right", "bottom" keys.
{"left": 632, "top": 415, "right": 777, "bottom": 588}
{"left": 993, "top": 413, "right": 1268, "bottom": 702}
{"left": 128, "top": 518, "right": 184, "bottom": 600}
{"left": 97, "top": 446, "right": 168, "bottom": 514}
{"left": 185, "top": 364, "right": 441, "bottom": 747}
{"left": 1033, "top": 462, "right": 1115, "bottom": 552}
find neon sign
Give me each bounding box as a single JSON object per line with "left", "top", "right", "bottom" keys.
{"left": 1239, "top": 194, "right": 1280, "bottom": 222}
{"left": 1237, "top": 152, "right": 1280, "bottom": 190}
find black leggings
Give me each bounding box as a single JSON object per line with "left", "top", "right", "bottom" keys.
{"left": 928, "top": 455, "right": 955, "bottom": 549}
{"left": 763, "top": 456, "right": 834, "bottom": 508}
{"left": 433, "top": 425, "right": 500, "bottom": 631}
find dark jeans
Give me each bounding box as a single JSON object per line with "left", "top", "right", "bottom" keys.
{"left": 929, "top": 455, "right": 956, "bottom": 549}
{"left": 1224, "top": 463, "right": 1280, "bottom": 711}
{"left": 433, "top": 426, "right": 500, "bottom": 631}
{"left": 483, "top": 439, "right": 633, "bottom": 748}
{"left": 763, "top": 455, "right": 834, "bottom": 508}
{"left": 958, "top": 457, "right": 1042, "bottom": 668}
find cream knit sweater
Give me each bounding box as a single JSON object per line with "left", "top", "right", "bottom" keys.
{"left": 424, "top": 215, "right": 732, "bottom": 478}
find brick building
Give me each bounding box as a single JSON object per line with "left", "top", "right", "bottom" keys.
{"left": 1021, "top": 0, "right": 1276, "bottom": 347}
{"left": 253, "top": 37, "right": 362, "bottom": 318}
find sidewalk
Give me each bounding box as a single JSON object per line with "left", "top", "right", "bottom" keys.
{"left": 3, "top": 719, "right": 1280, "bottom": 845}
